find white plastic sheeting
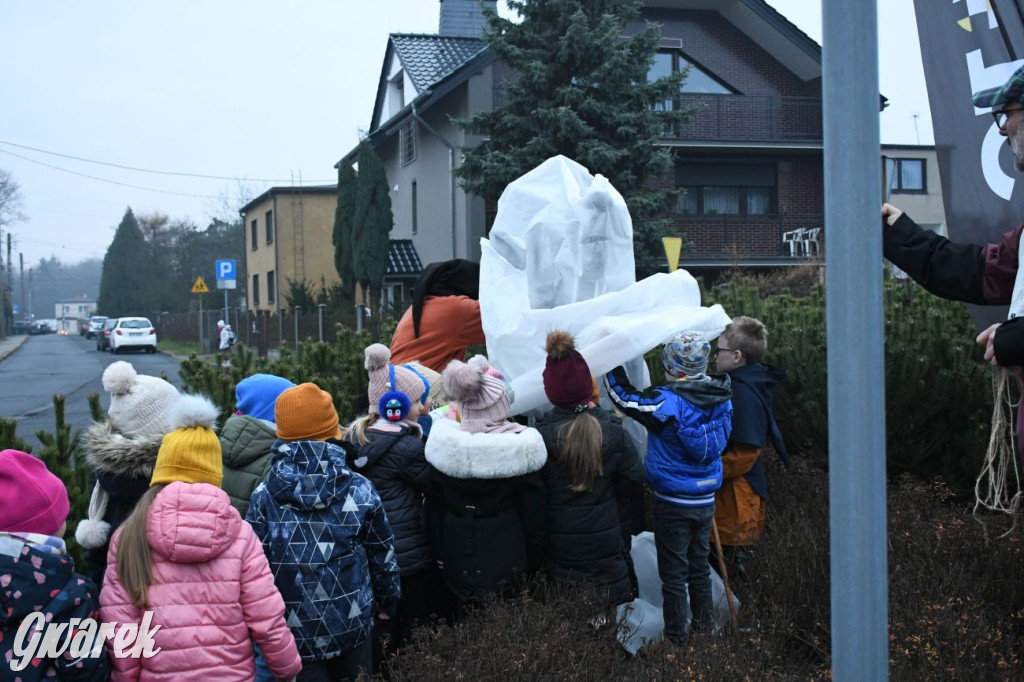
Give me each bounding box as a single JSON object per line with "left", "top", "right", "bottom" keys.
{"left": 479, "top": 155, "right": 731, "bottom": 415}
{"left": 616, "top": 532, "right": 739, "bottom": 654}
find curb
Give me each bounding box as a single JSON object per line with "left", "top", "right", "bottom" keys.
{"left": 0, "top": 335, "right": 28, "bottom": 363}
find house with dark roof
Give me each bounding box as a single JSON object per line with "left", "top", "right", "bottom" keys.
{"left": 341, "top": 0, "right": 830, "bottom": 278}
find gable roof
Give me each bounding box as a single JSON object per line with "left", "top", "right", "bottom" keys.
{"left": 393, "top": 34, "right": 487, "bottom": 92}
{"left": 346, "top": 0, "right": 827, "bottom": 166}
{"left": 644, "top": 0, "right": 821, "bottom": 81}
{"left": 370, "top": 34, "right": 487, "bottom": 133}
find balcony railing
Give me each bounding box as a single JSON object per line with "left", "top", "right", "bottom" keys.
{"left": 665, "top": 95, "right": 823, "bottom": 143}
{"left": 659, "top": 213, "right": 824, "bottom": 262}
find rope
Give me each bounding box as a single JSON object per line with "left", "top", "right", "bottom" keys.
{"left": 974, "top": 365, "right": 1023, "bottom": 539}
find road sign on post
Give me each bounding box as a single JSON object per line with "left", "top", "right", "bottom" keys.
{"left": 191, "top": 277, "right": 210, "bottom": 294}
{"left": 215, "top": 260, "right": 237, "bottom": 290}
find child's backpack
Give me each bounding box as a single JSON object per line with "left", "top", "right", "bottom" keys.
{"left": 228, "top": 328, "right": 236, "bottom": 346}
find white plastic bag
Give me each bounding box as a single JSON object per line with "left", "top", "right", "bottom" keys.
{"left": 616, "top": 532, "right": 739, "bottom": 654}
{"left": 479, "top": 155, "right": 731, "bottom": 415}
{"left": 486, "top": 155, "right": 636, "bottom": 309}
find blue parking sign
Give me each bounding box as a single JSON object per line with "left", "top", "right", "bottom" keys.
{"left": 216, "top": 259, "right": 236, "bottom": 280}
{"left": 216, "top": 259, "right": 237, "bottom": 290}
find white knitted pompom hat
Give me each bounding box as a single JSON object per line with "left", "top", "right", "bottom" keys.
{"left": 102, "top": 361, "right": 180, "bottom": 438}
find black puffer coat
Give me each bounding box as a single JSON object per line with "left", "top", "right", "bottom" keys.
{"left": 76, "top": 421, "right": 163, "bottom": 589}
{"left": 345, "top": 424, "right": 436, "bottom": 576}
{"left": 536, "top": 406, "right": 644, "bottom": 604}
{"left": 424, "top": 418, "right": 547, "bottom": 604}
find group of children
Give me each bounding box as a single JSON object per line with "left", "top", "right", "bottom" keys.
{"left": 0, "top": 314, "right": 786, "bottom": 680}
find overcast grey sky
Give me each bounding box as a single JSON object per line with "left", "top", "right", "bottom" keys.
{"left": 0, "top": 1, "right": 929, "bottom": 270}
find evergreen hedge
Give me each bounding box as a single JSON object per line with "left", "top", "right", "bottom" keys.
{"left": 704, "top": 271, "right": 992, "bottom": 493}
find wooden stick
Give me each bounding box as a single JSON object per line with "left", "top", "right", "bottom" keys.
{"left": 711, "top": 518, "right": 739, "bottom": 630}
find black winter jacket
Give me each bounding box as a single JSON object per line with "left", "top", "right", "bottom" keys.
{"left": 345, "top": 424, "right": 437, "bottom": 576}
{"left": 424, "top": 419, "right": 547, "bottom": 604}
{"left": 76, "top": 422, "right": 162, "bottom": 589}
{"left": 536, "top": 407, "right": 644, "bottom": 604}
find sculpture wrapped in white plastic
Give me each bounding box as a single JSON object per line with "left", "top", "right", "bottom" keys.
{"left": 479, "top": 155, "right": 732, "bottom": 415}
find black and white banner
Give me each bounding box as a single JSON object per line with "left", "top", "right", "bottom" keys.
{"left": 913, "top": 0, "right": 1024, "bottom": 322}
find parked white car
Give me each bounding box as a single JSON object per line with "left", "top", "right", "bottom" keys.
{"left": 86, "top": 316, "right": 108, "bottom": 339}
{"left": 110, "top": 317, "right": 157, "bottom": 354}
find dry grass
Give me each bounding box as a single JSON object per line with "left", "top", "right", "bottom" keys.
{"left": 377, "top": 455, "right": 1024, "bottom": 681}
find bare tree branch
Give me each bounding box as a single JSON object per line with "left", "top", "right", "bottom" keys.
{"left": 0, "top": 168, "right": 25, "bottom": 229}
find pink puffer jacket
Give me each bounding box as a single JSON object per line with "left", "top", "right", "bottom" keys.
{"left": 100, "top": 481, "right": 302, "bottom": 682}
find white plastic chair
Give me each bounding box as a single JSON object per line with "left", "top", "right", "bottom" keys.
{"left": 782, "top": 229, "right": 803, "bottom": 257}
{"left": 804, "top": 227, "right": 822, "bottom": 257}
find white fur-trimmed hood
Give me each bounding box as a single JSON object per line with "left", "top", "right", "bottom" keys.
{"left": 425, "top": 417, "right": 547, "bottom": 480}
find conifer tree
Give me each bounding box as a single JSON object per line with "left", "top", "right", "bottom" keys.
{"left": 98, "top": 208, "right": 154, "bottom": 315}
{"left": 332, "top": 162, "right": 358, "bottom": 303}
{"left": 352, "top": 143, "right": 393, "bottom": 313}
{"left": 456, "top": 0, "right": 686, "bottom": 265}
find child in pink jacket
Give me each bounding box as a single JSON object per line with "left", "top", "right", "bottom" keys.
{"left": 100, "top": 395, "right": 302, "bottom": 682}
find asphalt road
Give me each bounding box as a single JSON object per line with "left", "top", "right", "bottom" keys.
{"left": 0, "top": 333, "right": 184, "bottom": 451}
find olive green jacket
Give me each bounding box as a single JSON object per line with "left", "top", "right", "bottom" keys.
{"left": 219, "top": 414, "right": 277, "bottom": 517}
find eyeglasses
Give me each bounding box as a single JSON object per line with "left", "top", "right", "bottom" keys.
{"left": 992, "top": 107, "right": 1024, "bottom": 132}
{"left": 714, "top": 347, "right": 736, "bottom": 355}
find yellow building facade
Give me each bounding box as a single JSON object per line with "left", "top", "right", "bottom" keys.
{"left": 240, "top": 185, "right": 339, "bottom": 312}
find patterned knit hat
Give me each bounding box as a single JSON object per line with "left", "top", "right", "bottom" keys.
{"left": 542, "top": 330, "right": 594, "bottom": 409}
{"left": 103, "top": 361, "right": 180, "bottom": 437}
{"left": 973, "top": 63, "right": 1024, "bottom": 109}
{"left": 443, "top": 356, "right": 524, "bottom": 434}
{"left": 365, "top": 344, "right": 431, "bottom": 419}
{"left": 662, "top": 332, "right": 711, "bottom": 379}
{"left": 235, "top": 373, "right": 296, "bottom": 422}
{"left": 151, "top": 395, "right": 223, "bottom": 488}
{"left": 405, "top": 361, "right": 448, "bottom": 406}
{"left": 0, "top": 449, "right": 69, "bottom": 536}
{"left": 275, "top": 383, "right": 342, "bottom": 441}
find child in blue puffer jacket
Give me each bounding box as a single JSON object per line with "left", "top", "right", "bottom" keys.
{"left": 605, "top": 331, "right": 732, "bottom": 646}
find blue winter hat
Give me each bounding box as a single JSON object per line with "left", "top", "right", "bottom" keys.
{"left": 235, "top": 374, "right": 296, "bottom": 422}
{"left": 662, "top": 332, "right": 711, "bottom": 379}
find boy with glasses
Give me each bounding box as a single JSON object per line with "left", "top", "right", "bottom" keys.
{"left": 711, "top": 317, "right": 789, "bottom": 581}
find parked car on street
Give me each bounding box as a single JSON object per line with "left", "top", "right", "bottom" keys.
{"left": 86, "top": 316, "right": 108, "bottom": 339}
{"left": 97, "top": 318, "right": 118, "bottom": 351}
{"left": 109, "top": 317, "right": 157, "bottom": 354}
{"left": 29, "top": 320, "right": 57, "bottom": 335}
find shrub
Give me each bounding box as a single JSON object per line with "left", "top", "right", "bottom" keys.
{"left": 178, "top": 321, "right": 396, "bottom": 425}
{"left": 0, "top": 416, "right": 33, "bottom": 453}
{"left": 381, "top": 456, "right": 1024, "bottom": 680}
{"left": 705, "top": 276, "right": 992, "bottom": 493}
{"left": 32, "top": 395, "right": 94, "bottom": 568}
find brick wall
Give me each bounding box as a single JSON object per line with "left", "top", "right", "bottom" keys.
{"left": 635, "top": 10, "right": 821, "bottom": 99}
{"left": 636, "top": 8, "right": 825, "bottom": 260}
{"left": 644, "top": 154, "right": 824, "bottom": 260}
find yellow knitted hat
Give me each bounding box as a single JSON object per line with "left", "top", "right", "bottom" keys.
{"left": 151, "top": 394, "right": 223, "bottom": 488}
{"left": 275, "top": 383, "right": 342, "bottom": 441}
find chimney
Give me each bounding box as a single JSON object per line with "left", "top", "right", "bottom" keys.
{"left": 439, "top": 0, "right": 497, "bottom": 38}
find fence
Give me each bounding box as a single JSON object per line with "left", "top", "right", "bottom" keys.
{"left": 155, "top": 303, "right": 400, "bottom": 357}
{"left": 664, "top": 214, "right": 825, "bottom": 261}
{"left": 672, "top": 95, "right": 823, "bottom": 142}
